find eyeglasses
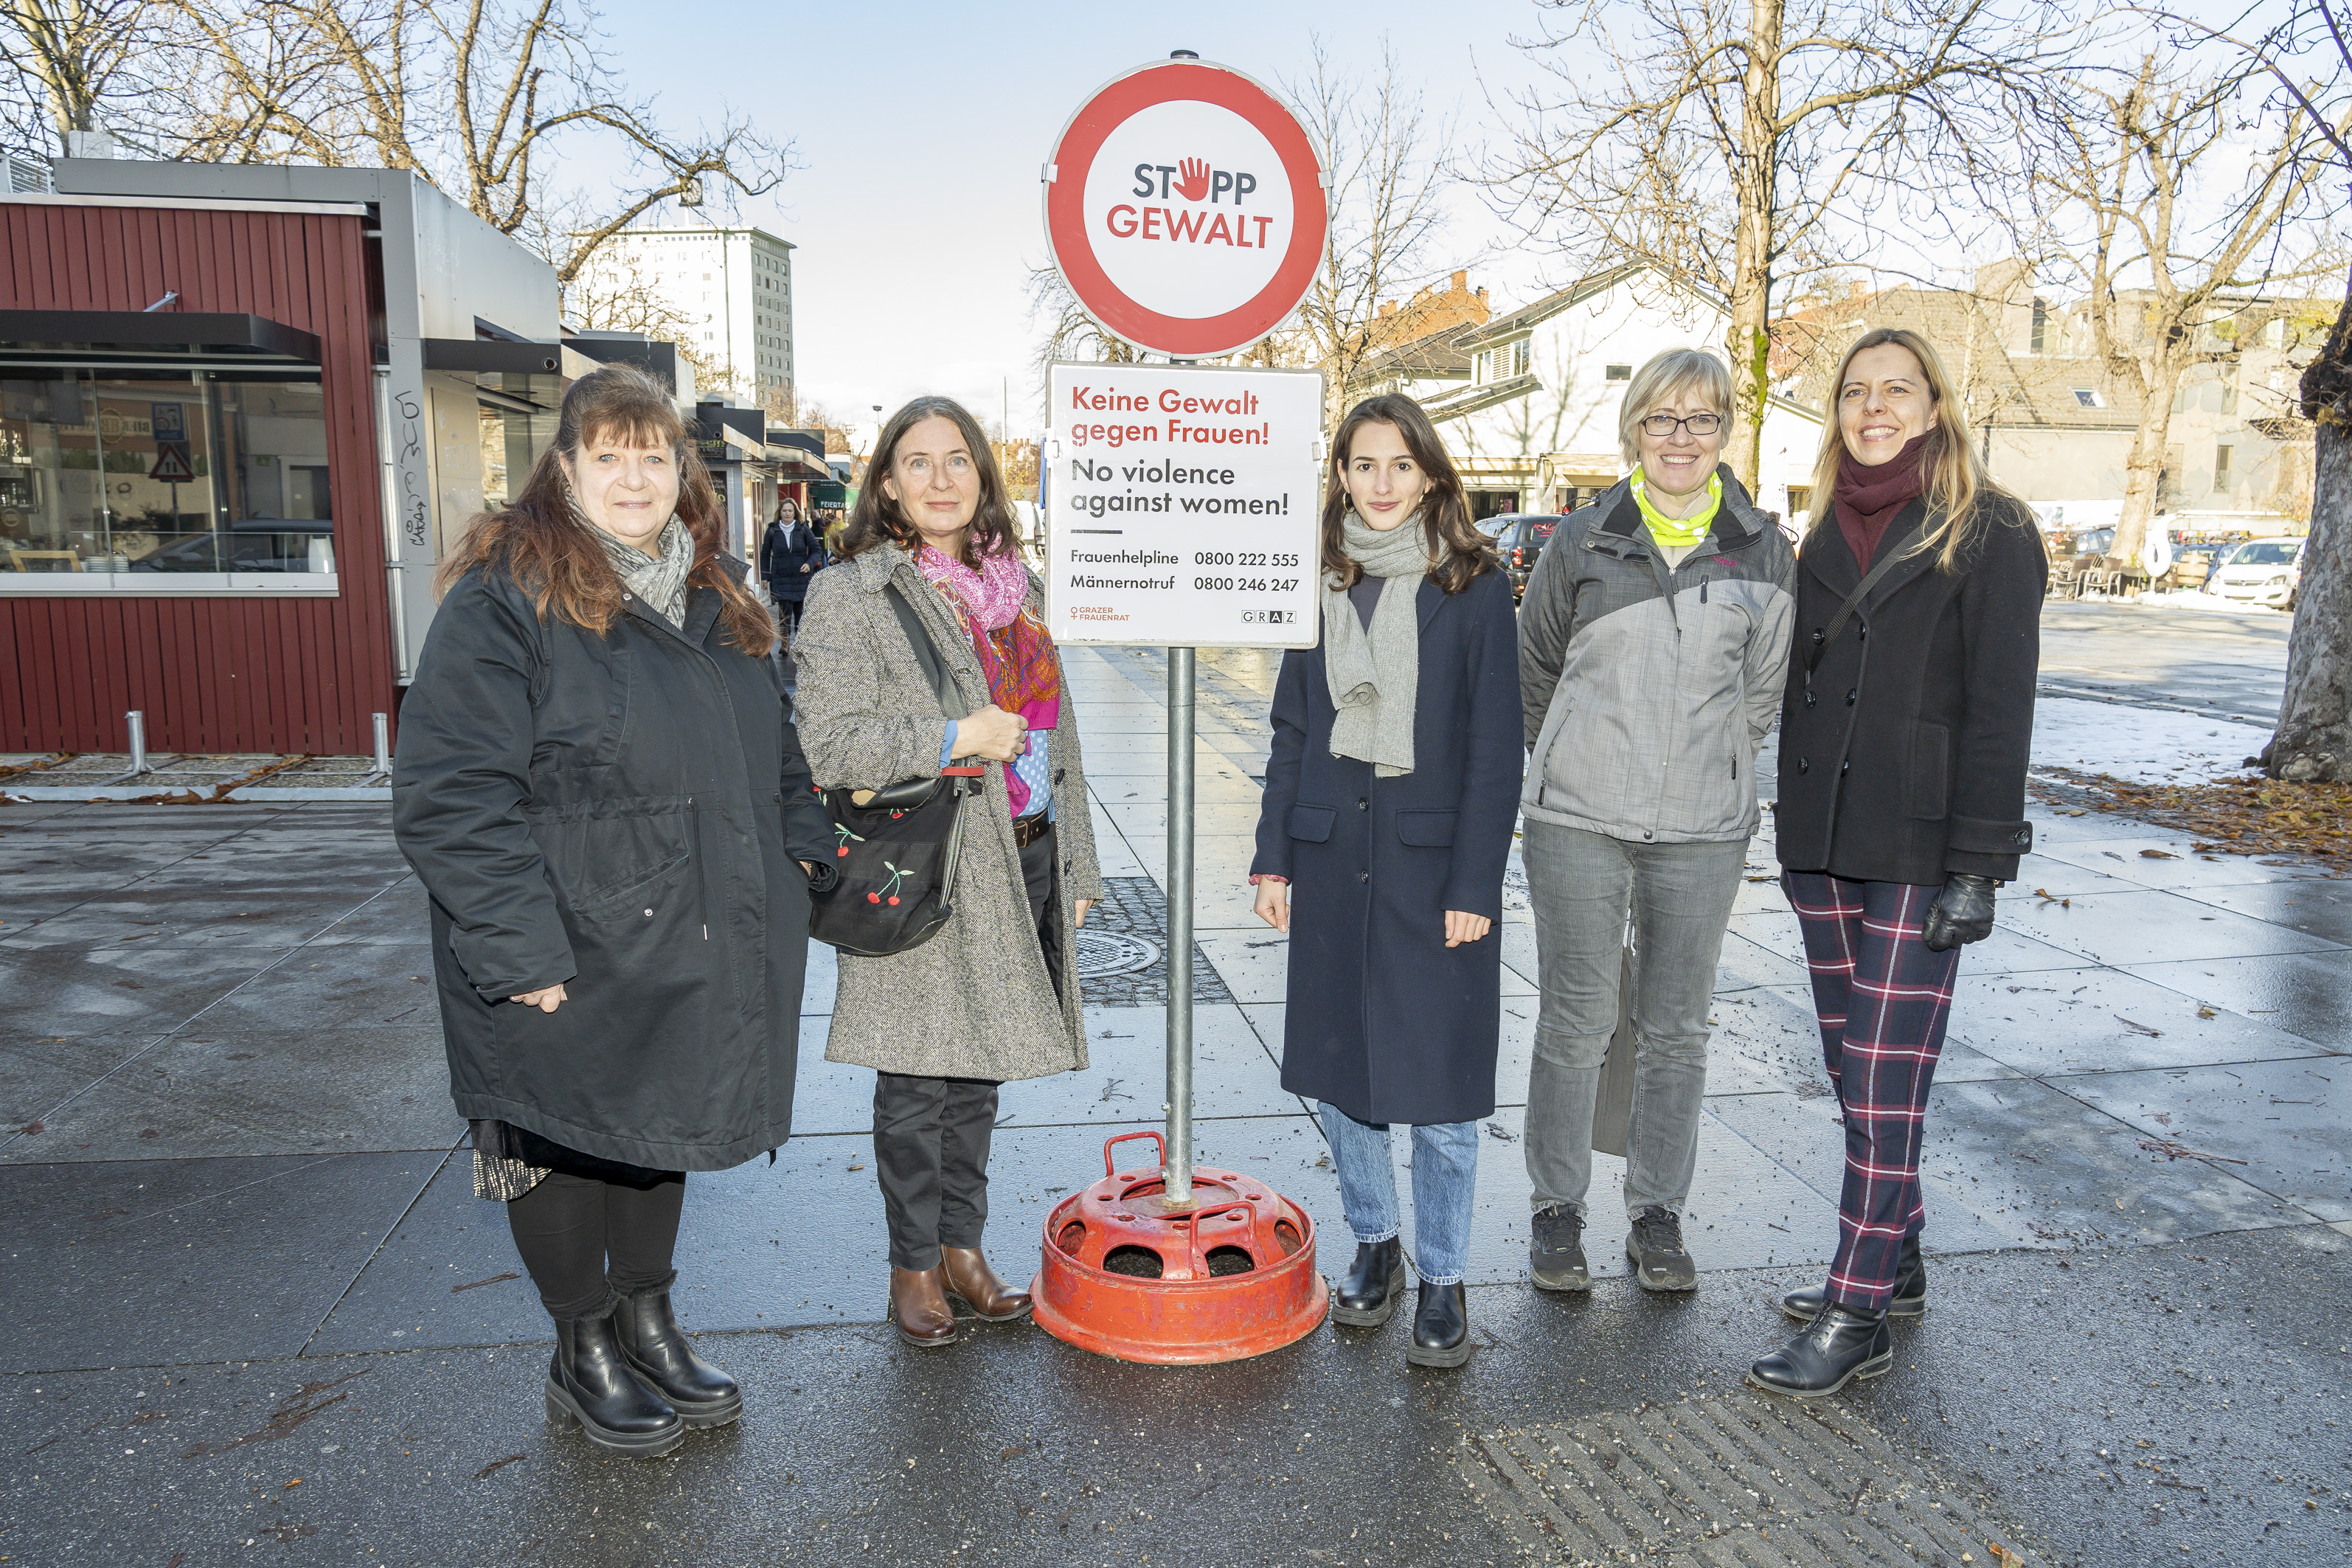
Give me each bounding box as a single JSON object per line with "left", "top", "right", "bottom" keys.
{"left": 1639, "top": 412, "right": 1724, "bottom": 438}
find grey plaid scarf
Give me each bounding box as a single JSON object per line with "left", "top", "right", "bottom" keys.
{"left": 589, "top": 510, "right": 692, "bottom": 628}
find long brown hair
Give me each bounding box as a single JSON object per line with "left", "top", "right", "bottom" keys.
{"left": 436, "top": 364, "right": 774, "bottom": 653}
{"left": 1321, "top": 395, "right": 1495, "bottom": 594}
{"left": 839, "top": 396, "right": 1017, "bottom": 566}
{"left": 1805, "top": 327, "right": 2013, "bottom": 573}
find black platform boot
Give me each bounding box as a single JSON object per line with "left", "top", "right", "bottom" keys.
{"left": 1747, "top": 1303, "right": 1893, "bottom": 1400}
{"left": 544, "top": 1307, "right": 684, "bottom": 1456}
{"left": 1406, "top": 1280, "right": 1471, "bottom": 1368}
{"left": 613, "top": 1282, "right": 743, "bottom": 1429}
{"left": 1779, "top": 1235, "right": 1926, "bottom": 1323}
{"left": 1330, "top": 1238, "right": 1406, "bottom": 1328}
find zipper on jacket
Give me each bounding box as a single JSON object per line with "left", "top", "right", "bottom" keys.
{"left": 1701, "top": 578, "right": 1709, "bottom": 603}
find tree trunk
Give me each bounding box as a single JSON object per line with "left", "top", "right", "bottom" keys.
{"left": 2112, "top": 352, "right": 2178, "bottom": 576}
{"left": 1724, "top": 0, "right": 1781, "bottom": 494}
{"left": 2261, "top": 285, "right": 2352, "bottom": 782}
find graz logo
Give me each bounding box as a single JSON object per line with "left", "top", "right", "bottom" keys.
{"left": 1109, "top": 158, "right": 1274, "bottom": 248}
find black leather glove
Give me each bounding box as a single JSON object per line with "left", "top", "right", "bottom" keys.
{"left": 1921, "top": 873, "right": 1997, "bottom": 951}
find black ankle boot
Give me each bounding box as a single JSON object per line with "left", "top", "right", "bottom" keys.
{"left": 545, "top": 1307, "right": 684, "bottom": 1455}
{"left": 1747, "top": 1303, "right": 1892, "bottom": 1399}
{"left": 1406, "top": 1280, "right": 1471, "bottom": 1368}
{"left": 1330, "top": 1238, "right": 1406, "bottom": 1328}
{"left": 1779, "top": 1235, "right": 1926, "bottom": 1323}
{"left": 613, "top": 1283, "right": 742, "bottom": 1429}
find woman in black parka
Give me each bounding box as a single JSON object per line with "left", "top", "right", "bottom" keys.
{"left": 394, "top": 365, "right": 834, "bottom": 1457}
{"left": 1249, "top": 395, "right": 1521, "bottom": 1368}
{"left": 1750, "top": 327, "right": 2046, "bottom": 1401}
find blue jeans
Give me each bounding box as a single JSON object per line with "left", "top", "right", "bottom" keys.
{"left": 1317, "top": 1103, "right": 1479, "bottom": 1285}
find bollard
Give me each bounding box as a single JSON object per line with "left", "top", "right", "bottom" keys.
{"left": 372, "top": 712, "right": 392, "bottom": 776}
{"left": 125, "top": 710, "right": 150, "bottom": 775}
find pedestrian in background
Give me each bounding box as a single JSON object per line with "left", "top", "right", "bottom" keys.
{"left": 760, "top": 496, "right": 822, "bottom": 643}
{"left": 1249, "top": 394, "right": 1520, "bottom": 1368}
{"left": 1515, "top": 348, "right": 1795, "bottom": 1296}
{"left": 1752, "top": 327, "right": 2044, "bottom": 1399}
{"left": 794, "top": 396, "right": 1104, "bottom": 1348}
{"left": 393, "top": 364, "right": 835, "bottom": 1456}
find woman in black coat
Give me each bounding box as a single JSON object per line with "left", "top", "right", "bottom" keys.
{"left": 394, "top": 365, "right": 835, "bottom": 1456}
{"left": 1249, "top": 395, "right": 1521, "bottom": 1368}
{"left": 760, "top": 496, "right": 822, "bottom": 639}
{"left": 1750, "top": 327, "right": 2046, "bottom": 1401}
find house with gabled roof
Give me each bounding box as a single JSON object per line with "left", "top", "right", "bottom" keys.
{"left": 1366, "top": 263, "right": 1825, "bottom": 522}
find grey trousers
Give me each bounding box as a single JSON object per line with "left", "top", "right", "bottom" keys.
{"left": 1521, "top": 820, "right": 1746, "bottom": 1219}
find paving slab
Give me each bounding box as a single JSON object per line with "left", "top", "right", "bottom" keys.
{"left": 1727, "top": 903, "right": 2089, "bottom": 977}
{"left": 0, "top": 1029, "right": 165, "bottom": 1131}
{"left": 2055, "top": 1058, "right": 2350, "bottom": 1222}
{"left": 1996, "top": 887, "right": 2346, "bottom": 967}
{"left": 0, "top": 886, "right": 378, "bottom": 951}
{"left": 2030, "top": 834, "right": 2290, "bottom": 892}
{"left": 3, "top": 1150, "right": 451, "bottom": 1374}
{"left": 2123, "top": 951, "right": 2352, "bottom": 1054}
{"left": 0, "top": 943, "right": 284, "bottom": 1040}
{"left": 192, "top": 943, "right": 446, "bottom": 1033}
{"left": 1947, "top": 965, "right": 2337, "bottom": 1078}
{"left": 2168, "top": 875, "right": 2352, "bottom": 946}
{"left": 2, "top": 1024, "right": 463, "bottom": 1165}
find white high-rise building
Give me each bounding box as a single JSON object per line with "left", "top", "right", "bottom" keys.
{"left": 572, "top": 225, "right": 795, "bottom": 400}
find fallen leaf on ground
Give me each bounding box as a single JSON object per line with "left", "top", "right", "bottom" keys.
{"left": 2031, "top": 768, "right": 2352, "bottom": 871}
{"left": 2139, "top": 848, "right": 2176, "bottom": 858}
{"left": 2116, "top": 1016, "right": 2162, "bottom": 1037}
{"left": 2139, "top": 1137, "right": 2248, "bottom": 1165}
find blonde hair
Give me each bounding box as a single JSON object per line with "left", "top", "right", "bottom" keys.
{"left": 1617, "top": 348, "right": 1736, "bottom": 468}
{"left": 1806, "top": 327, "right": 2010, "bottom": 572}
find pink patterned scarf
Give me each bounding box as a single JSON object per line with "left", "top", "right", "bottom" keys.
{"left": 915, "top": 541, "right": 1063, "bottom": 815}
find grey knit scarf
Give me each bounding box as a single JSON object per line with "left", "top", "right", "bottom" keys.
{"left": 1322, "top": 509, "right": 1431, "bottom": 778}
{"left": 590, "top": 511, "right": 692, "bottom": 628}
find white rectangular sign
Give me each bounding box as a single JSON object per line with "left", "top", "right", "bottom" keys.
{"left": 1043, "top": 361, "right": 1322, "bottom": 648}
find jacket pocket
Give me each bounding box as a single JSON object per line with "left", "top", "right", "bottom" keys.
{"left": 1907, "top": 723, "right": 1951, "bottom": 821}
{"left": 1288, "top": 804, "right": 1336, "bottom": 842}
{"left": 1395, "top": 808, "right": 1457, "bottom": 847}
{"left": 527, "top": 796, "right": 693, "bottom": 909}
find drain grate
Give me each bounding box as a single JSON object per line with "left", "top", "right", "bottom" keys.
{"left": 1465, "top": 1392, "right": 2041, "bottom": 1566}
{"left": 1074, "top": 929, "right": 1161, "bottom": 979}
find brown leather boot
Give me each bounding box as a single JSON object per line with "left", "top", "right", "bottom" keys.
{"left": 940, "top": 1246, "right": 1034, "bottom": 1322}
{"left": 888, "top": 1265, "right": 959, "bottom": 1347}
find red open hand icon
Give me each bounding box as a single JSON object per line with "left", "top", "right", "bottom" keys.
{"left": 1173, "top": 158, "right": 1211, "bottom": 202}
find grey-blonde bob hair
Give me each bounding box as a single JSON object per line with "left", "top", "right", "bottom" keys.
{"left": 1617, "top": 348, "right": 1736, "bottom": 468}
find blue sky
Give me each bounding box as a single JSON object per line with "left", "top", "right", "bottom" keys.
{"left": 596, "top": 0, "right": 1557, "bottom": 435}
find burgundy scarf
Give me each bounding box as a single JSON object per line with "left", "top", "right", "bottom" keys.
{"left": 1833, "top": 434, "right": 1930, "bottom": 569}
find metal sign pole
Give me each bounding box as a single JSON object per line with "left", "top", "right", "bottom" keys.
{"left": 1164, "top": 645, "right": 1196, "bottom": 1206}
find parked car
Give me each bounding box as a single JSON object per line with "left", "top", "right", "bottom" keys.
{"left": 1483, "top": 513, "right": 1561, "bottom": 601}
{"left": 2205, "top": 537, "right": 2305, "bottom": 611}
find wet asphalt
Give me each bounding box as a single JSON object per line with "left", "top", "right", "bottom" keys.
{"left": 1, "top": 605, "right": 2346, "bottom": 1567}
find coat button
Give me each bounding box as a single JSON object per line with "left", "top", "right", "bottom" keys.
{"left": 1858, "top": 626, "right": 1868, "bottom": 642}
{"left": 1845, "top": 689, "right": 1857, "bottom": 706}
{"left": 1359, "top": 872, "right": 1369, "bottom": 884}
{"left": 1798, "top": 757, "right": 1810, "bottom": 774}
{"left": 1358, "top": 799, "right": 1368, "bottom": 811}
{"left": 1804, "top": 692, "right": 1817, "bottom": 708}
{"left": 1811, "top": 628, "right": 1824, "bottom": 644}
{"left": 643, "top": 908, "right": 653, "bottom": 917}
{"left": 1641, "top": 830, "right": 1654, "bottom": 842}
{"left": 1840, "top": 760, "right": 1850, "bottom": 774}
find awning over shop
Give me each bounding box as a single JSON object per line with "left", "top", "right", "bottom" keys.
{"left": 0, "top": 309, "right": 321, "bottom": 364}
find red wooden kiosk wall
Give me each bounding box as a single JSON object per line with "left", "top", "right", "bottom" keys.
{"left": 0, "top": 201, "right": 395, "bottom": 755}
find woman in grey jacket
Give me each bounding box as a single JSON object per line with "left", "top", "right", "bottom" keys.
{"left": 1516, "top": 348, "right": 1796, "bottom": 1295}
{"left": 794, "top": 397, "right": 1105, "bottom": 1349}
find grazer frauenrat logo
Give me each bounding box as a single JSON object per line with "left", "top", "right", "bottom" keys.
{"left": 1111, "top": 157, "right": 1274, "bottom": 247}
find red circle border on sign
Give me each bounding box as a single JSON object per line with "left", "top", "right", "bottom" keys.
{"left": 1044, "top": 60, "right": 1328, "bottom": 359}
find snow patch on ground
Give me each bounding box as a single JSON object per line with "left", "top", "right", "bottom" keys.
{"left": 2033, "top": 695, "right": 2269, "bottom": 785}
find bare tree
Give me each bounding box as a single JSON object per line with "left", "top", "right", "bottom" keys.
{"left": 1275, "top": 37, "right": 1454, "bottom": 425}
{"left": 0, "top": 0, "right": 158, "bottom": 156}
{"left": 2157, "top": 0, "right": 2352, "bottom": 780}
{"left": 1485, "top": 0, "right": 2070, "bottom": 488}
{"left": 1026, "top": 260, "right": 1138, "bottom": 373}
{"left": 153, "top": 0, "right": 790, "bottom": 282}
{"left": 2032, "top": 47, "right": 2345, "bottom": 571}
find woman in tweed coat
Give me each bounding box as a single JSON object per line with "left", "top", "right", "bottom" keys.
{"left": 794, "top": 396, "right": 1103, "bottom": 1347}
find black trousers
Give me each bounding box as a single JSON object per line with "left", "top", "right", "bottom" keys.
{"left": 506, "top": 1169, "right": 687, "bottom": 1322}
{"left": 873, "top": 822, "right": 1059, "bottom": 1270}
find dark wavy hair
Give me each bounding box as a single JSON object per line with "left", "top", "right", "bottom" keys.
{"left": 1320, "top": 394, "right": 1495, "bottom": 595}
{"left": 434, "top": 364, "right": 774, "bottom": 654}
{"left": 838, "top": 395, "right": 1017, "bottom": 566}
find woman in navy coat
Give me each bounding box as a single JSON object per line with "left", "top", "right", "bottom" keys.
{"left": 1249, "top": 395, "right": 1522, "bottom": 1367}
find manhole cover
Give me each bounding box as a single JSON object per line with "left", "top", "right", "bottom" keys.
{"left": 1075, "top": 930, "right": 1161, "bottom": 979}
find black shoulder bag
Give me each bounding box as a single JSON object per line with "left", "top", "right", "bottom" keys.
{"left": 807, "top": 584, "right": 985, "bottom": 957}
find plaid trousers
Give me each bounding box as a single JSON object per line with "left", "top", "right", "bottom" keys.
{"left": 1782, "top": 872, "right": 1962, "bottom": 1311}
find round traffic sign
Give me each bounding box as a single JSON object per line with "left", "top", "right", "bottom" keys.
{"left": 1043, "top": 58, "right": 1328, "bottom": 360}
